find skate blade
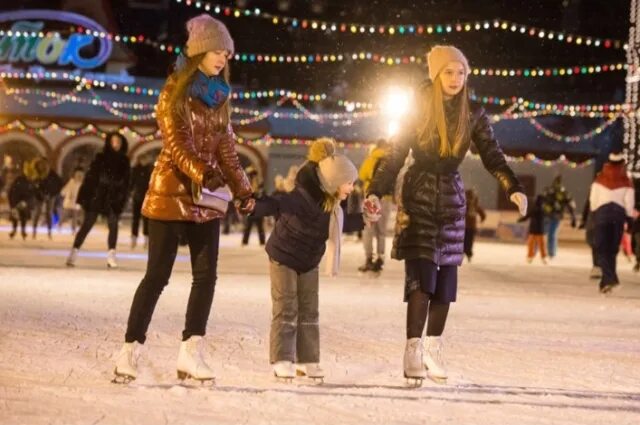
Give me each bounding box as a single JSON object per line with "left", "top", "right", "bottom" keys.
{"left": 274, "top": 372, "right": 294, "bottom": 383}
{"left": 296, "top": 370, "right": 324, "bottom": 383}
{"left": 176, "top": 370, "right": 215, "bottom": 386}
{"left": 111, "top": 369, "right": 135, "bottom": 384}
{"left": 403, "top": 372, "right": 424, "bottom": 387}
{"left": 427, "top": 375, "right": 447, "bottom": 384}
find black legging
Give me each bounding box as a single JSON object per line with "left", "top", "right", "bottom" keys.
{"left": 10, "top": 207, "right": 30, "bottom": 237}
{"left": 131, "top": 197, "right": 149, "bottom": 237}
{"left": 242, "top": 216, "right": 265, "bottom": 245}
{"left": 125, "top": 218, "right": 220, "bottom": 343}
{"left": 32, "top": 197, "right": 56, "bottom": 236}
{"left": 463, "top": 227, "right": 476, "bottom": 259}
{"left": 73, "top": 210, "right": 120, "bottom": 250}
{"left": 406, "top": 290, "right": 450, "bottom": 339}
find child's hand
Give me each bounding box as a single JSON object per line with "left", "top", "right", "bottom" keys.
{"left": 235, "top": 196, "right": 256, "bottom": 214}
{"left": 363, "top": 195, "right": 382, "bottom": 223}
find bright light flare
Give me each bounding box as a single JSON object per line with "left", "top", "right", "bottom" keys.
{"left": 381, "top": 86, "right": 413, "bottom": 117}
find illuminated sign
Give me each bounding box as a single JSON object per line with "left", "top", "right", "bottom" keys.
{"left": 0, "top": 9, "right": 112, "bottom": 70}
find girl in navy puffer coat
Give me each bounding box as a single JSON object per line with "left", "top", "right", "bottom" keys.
{"left": 368, "top": 45, "right": 527, "bottom": 383}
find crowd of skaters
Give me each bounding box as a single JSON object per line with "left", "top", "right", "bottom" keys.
{"left": 1, "top": 137, "right": 638, "bottom": 292}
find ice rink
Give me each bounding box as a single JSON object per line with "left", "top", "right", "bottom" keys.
{"left": 0, "top": 225, "right": 638, "bottom": 424}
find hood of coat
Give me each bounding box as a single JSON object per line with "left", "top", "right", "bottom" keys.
{"left": 295, "top": 161, "right": 326, "bottom": 206}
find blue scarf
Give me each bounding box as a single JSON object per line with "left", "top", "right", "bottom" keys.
{"left": 189, "top": 70, "right": 230, "bottom": 108}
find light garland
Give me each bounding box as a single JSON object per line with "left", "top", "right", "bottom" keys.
{"left": 0, "top": 84, "right": 158, "bottom": 121}
{"left": 624, "top": 0, "right": 640, "bottom": 174}
{"left": 173, "top": 0, "right": 627, "bottom": 50}
{"left": 0, "top": 119, "right": 161, "bottom": 142}
{"left": 231, "top": 51, "right": 628, "bottom": 76}
{"left": 527, "top": 116, "right": 620, "bottom": 143}
{"left": 0, "top": 70, "right": 162, "bottom": 96}
{"left": 468, "top": 152, "right": 593, "bottom": 168}
{"left": 0, "top": 117, "right": 606, "bottom": 164}
{"left": 4, "top": 26, "right": 614, "bottom": 78}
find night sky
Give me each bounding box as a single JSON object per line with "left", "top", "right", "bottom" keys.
{"left": 1, "top": 0, "right": 630, "bottom": 109}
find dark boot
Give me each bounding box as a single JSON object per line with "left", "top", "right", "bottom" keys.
{"left": 358, "top": 257, "right": 374, "bottom": 272}
{"left": 372, "top": 257, "right": 384, "bottom": 272}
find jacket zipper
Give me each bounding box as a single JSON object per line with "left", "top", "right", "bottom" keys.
{"left": 435, "top": 173, "right": 440, "bottom": 271}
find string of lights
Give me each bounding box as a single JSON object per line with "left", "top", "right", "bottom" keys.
{"left": 173, "top": 0, "right": 627, "bottom": 50}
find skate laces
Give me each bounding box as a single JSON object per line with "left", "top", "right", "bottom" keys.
{"left": 408, "top": 338, "right": 422, "bottom": 355}
{"left": 426, "top": 338, "right": 444, "bottom": 366}
{"left": 191, "top": 337, "right": 210, "bottom": 367}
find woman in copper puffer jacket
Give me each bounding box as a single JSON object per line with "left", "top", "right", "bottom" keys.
{"left": 113, "top": 14, "right": 253, "bottom": 384}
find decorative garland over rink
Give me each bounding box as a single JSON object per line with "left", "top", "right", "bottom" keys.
{"left": 527, "top": 116, "right": 620, "bottom": 143}
{"left": 0, "top": 29, "right": 625, "bottom": 78}
{"left": 624, "top": 0, "right": 640, "bottom": 175}
{"left": 0, "top": 119, "right": 598, "bottom": 167}
{"left": 0, "top": 72, "right": 629, "bottom": 115}
{"left": 173, "top": 0, "right": 626, "bottom": 50}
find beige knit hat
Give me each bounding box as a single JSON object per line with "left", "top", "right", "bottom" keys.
{"left": 427, "top": 45, "right": 470, "bottom": 81}
{"left": 186, "top": 14, "right": 234, "bottom": 57}
{"left": 317, "top": 154, "right": 358, "bottom": 195}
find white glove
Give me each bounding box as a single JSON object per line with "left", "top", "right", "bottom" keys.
{"left": 510, "top": 192, "right": 528, "bottom": 216}
{"left": 363, "top": 195, "right": 382, "bottom": 223}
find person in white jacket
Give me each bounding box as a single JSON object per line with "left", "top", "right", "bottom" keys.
{"left": 59, "top": 168, "right": 84, "bottom": 234}
{"left": 589, "top": 152, "right": 635, "bottom": 293}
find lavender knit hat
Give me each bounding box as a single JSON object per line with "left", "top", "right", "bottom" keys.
{"left": 186, "top": 14, "right": 234, "bottom": 57}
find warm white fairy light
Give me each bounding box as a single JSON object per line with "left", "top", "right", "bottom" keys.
{"left": 624, "top": 0, "right": 640, "bottom": 175}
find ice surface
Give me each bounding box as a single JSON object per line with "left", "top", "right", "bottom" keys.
{"left": 0, "top": 226, "right": 638, "bottom": 424}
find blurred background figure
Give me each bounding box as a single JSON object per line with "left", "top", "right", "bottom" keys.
{"left": 542, "top": 175, "right": 576, "bottom": 259}
{"left": 358, "top": 139, "right": 392, "bottom": 274}
{"left": 27, "top": 157, "right": 63, "bottom": 240}
{"left": 59, "top": 167, "right": 85, "bottom": 234}
{"left": 8, "top": 163, "right": 35, "bottom": 240}
{"left": 519, "top": 194, "right": 548, "bottom": 264}
{"left": 67, "top": 133, "right": 131, "bottom": 268}
{"left": 463, "top": 189, "right": 486, "bottom": 263}
{"left": 588, "top": 152, "right": 635, "bottom": 294}
{"left": 241, "top": 166, "right": 265, "bottom": 246}
{"left": 129, "top": 156, "right": 154, "bottom": 249}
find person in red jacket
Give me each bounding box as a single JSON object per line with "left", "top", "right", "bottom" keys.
{"left": 589, "top": 151, "right": 635, "bottom": 293}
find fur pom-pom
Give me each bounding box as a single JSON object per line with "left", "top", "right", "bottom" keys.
{"left": 307, "top": 137, "right": 336, "bottom": 163}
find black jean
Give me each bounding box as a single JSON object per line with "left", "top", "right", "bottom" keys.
{"left": 131, "top": 197, "right": 149, "bottom": 237}
{"left": 32, "top": 197, "right": 56, "bottom": 235}
{"left": 125, "top": 218, "right": 220, "bottom": 343}
{"left": 242, "top": 216, "right": 265, "bottom": 245}
{"left": 73, "top": 210, "right": 119, "bottom": 250}
{"left": 593, "top": 221, "right": 624, "bottom": 287}
{"left": 463, "top": 227, "right": 476, "bottom": 258}
{"left": 10, "top": 207, "right": 29, "bottom": 236}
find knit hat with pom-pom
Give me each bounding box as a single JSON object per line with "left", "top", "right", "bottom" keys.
{"left": 186, "top": 14, "right": 234, "bottom": 57}
{"left": 306, "top": 138, "right": 357, "bottom": 195}
{"left": 307, "top": 137, "right": 336, "bottom": 163}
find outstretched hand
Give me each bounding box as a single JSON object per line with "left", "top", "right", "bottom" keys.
{"left": 509, "top": 192, "right": 528, "bottom": 216}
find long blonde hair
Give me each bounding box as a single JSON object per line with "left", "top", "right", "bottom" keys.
{"left": 165, "top": 54, "right": 231, "bottom": 131}
{"left": 416, "top": 76, "right": 470, "bottom": 157}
